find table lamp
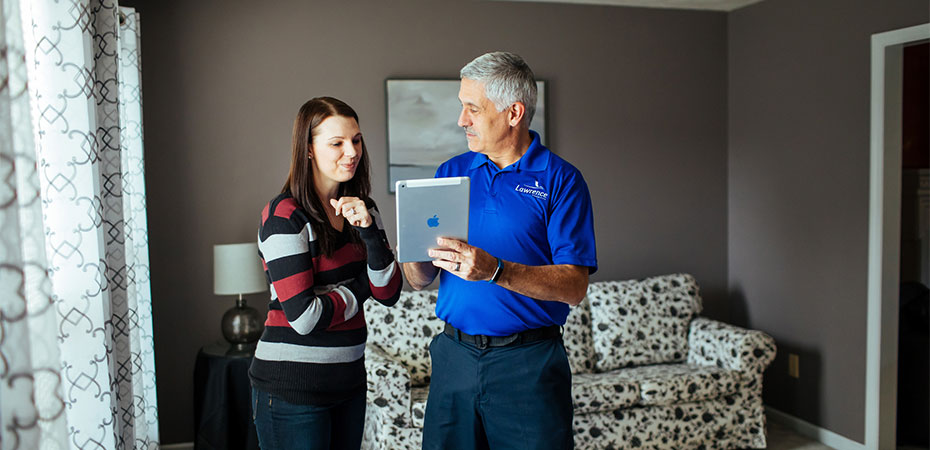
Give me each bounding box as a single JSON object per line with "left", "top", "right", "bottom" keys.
{"left": 213, "top": 242, "right": 267, "bottom": 350}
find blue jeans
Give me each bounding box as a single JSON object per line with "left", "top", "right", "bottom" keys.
{"left": 251, "top": 388, "right": 366, "bottom": 450}
{"left": 422, "top": 331, "right": 574, "bottom": 450}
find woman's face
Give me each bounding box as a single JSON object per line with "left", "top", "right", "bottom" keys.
{"left": 310, "top": 115, "right": 363, "bottom": 187}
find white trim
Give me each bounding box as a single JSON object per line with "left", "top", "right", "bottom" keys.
{"left": 867, "top": 23, "right": 929, "bottom": 450}
{"left": 766, "top": 406, "right": 865, "bottom": 450}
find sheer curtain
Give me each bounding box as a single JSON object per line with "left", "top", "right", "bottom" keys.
{"left": 0, "top": 0, "right": 158, "bottom": 448}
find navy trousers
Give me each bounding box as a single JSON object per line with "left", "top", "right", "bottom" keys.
{"left": 250, "top": 388, "right": 365, "bottom": 450}
{"left": 422, "top": 331, "right": 574, "bottom": 450}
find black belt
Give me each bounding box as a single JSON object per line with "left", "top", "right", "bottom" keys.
{"left": 443, "top": 323, "right": 561, "bottom": 349}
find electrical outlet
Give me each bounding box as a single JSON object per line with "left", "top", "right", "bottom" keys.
{"left": 788, "top": 353, "right": 800, "bottom": 378}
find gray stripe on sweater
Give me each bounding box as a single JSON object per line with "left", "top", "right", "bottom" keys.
{"left": 254, "top": 341, "right": 365, "bottom": 364}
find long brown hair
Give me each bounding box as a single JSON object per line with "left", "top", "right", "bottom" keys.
{"left": 282, "top": 97, "right": 372, "bottom": 256}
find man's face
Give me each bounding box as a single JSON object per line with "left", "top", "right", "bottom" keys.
{"left": 457, "top": 78, "right": 511, "bottom": 154}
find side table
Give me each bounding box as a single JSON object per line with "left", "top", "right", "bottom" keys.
{"left": 193, "top": 341, "right": 259, "bottom": 450}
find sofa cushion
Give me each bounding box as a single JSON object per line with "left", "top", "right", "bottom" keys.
{"left": 563, "top": 298, "right": 595, "bottom": 374}
{"left": 610, "top": 363, "right": 741, "bottom": 406}
{"left": 365, "top": 289, "right": 445, "bottom": 386}
{"left": 571, "top": 371, "right": 641, "bottom": 414}
{"left": 588, "top": 274, "right": 702, "bottom": 372}
{"left": 411, "top": 386, "right": 429, "bottom": 428}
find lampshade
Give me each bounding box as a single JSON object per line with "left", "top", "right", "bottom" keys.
{"left": 213, "top": 242, "right": 268, "bottom": 296}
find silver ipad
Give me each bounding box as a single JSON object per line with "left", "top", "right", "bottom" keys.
{"left": 395, "top": 177, "right": 469, "bottom": 263}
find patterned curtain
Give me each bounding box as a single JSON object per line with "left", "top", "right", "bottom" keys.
{"left": 0, "top": 0, "right": 158, "bottom": 448}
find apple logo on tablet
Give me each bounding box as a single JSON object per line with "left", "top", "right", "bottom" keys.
{"left": 427, "top": 215, "right": 439, "bottom": 228}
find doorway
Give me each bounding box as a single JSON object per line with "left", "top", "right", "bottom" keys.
{"left": 896, "top": 41, "right": 928, "bottom": 449}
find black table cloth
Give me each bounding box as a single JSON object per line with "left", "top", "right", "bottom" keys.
{"left": 193, "top": 341, "right": 259, "bottom": 450}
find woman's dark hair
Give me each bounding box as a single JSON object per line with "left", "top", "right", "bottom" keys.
{"left": 282, "top": 97, "right": 372, "bottom": 256}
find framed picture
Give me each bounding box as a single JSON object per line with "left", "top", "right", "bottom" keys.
{"left": 385, "top": 79, "right": 547, "bottom": 192}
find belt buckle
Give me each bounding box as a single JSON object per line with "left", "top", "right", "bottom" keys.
{"left": 477, "top": 335, "right": 489, "bottom": 349}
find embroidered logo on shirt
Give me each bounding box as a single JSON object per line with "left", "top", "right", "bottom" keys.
{"left": 515, "top": 180, "right": 549, "bottom": 200}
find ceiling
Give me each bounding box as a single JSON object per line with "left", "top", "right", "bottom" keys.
{"left": 490, "top": 0, "right": 764, "bottom": 12}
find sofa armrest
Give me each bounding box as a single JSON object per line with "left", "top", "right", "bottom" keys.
{"left": 687, "top": 317, "right": 776, "bottom": 374}
{"left": 365, "top": 343, "right": 414, "bottom": 427}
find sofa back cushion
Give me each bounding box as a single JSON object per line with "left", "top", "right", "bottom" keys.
{"left": 365, "top": 289, "right": 444, "bottom": 386}
{"left": 563, "top": 297, "right": 595, "bottom": 374}
{"left": 588, "top": 273, "right": 702, "bottom": 372}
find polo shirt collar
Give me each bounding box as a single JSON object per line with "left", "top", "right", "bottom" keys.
{"left": 468, "top": 130, "right": 550, "bottom": 172}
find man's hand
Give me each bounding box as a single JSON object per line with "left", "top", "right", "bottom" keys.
{"left": 418, "top": 237, "right": 587, "bottom": 305}
{"left": 428, "top": 237, "right": 497, "bottom": 282}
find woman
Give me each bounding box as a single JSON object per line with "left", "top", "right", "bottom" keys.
{"left": 250, "top": 97, "right": 401, "bottom": 450}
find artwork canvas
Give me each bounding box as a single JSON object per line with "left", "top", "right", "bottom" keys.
{"left": 386, "top": 79, "right": 547, "bottom": 192}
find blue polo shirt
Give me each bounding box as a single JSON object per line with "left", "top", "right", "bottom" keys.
{"left": 434, "top": 130, "right": 598, "bottom": 336}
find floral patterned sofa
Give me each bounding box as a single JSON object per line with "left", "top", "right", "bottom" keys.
{"left": 362, "top": 273, "right": 776, "bottom": 450}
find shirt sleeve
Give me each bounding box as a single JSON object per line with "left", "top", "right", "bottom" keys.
{"left": 547, "top": 168, "right": 598, "bottom": 274}
{"left": 434, "top": 161, "right": 449, "bottom": 178}
{"left": 352, "top": 200, "right": 401, "bottom": 307}
{"left": 258, "top": 201, "right": 370, "bottom": 335}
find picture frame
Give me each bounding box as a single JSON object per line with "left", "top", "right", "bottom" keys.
{"left": 385, "top": 79, "right": 547, "bottom": 192}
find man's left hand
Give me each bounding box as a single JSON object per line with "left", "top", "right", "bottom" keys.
{"left": 429, "top": 237, "right": 497, "bottom": 282}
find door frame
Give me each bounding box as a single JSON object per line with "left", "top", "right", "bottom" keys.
{"left": 866, "top": 23, "right": 929, "bottom": 450}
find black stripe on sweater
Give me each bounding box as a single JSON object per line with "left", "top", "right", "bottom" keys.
{"left": 249, "top": 358, "right": 366, "bottom": 406}
{"left": 260, "top": 325, "right": 367, "bottom": 347}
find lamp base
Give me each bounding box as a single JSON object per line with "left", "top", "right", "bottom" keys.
{"left": 221, "top": 298, "right": 263, "bottom": 350}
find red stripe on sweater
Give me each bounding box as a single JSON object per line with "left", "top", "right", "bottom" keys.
{"left": 265, "top": 309, "right": 290, "bottom": 327}
{"left": 330, "top": 309, "right": 366, "bottom": 331}
{"left": 274, "top": 198, "right": 298, "bottom": 219}
{"left": 327, "top": 291, "right": 347, "bottom": 327}
{"left": 261, "top": 203, "right": 270, "bottom": 224}
{"left": 274, "top": 269, "right": 314, "bottom": 302}
{"left": 371, "top": 266, "right": 402, "bottom": 300}
{"left": 313, "top": 243, "right": 365, "bottom": 273}
{"left": 261, "top": 258, "right": 268, "bottom": 271}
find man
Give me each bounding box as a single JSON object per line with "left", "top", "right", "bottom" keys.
{"left": 402, "top": 51, "right": 597, "bottom": 450}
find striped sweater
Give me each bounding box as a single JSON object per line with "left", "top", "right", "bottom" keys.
{"left": 249, "top": 191, "right": 401, "bottom": 405}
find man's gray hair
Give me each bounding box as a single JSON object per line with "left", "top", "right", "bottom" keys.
{"left": 460, "top": 51, "right": 537, "bottom": 127}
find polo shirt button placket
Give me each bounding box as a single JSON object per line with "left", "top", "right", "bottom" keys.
{"left": 490, "top": 171, "right": 500, "bottom": 198}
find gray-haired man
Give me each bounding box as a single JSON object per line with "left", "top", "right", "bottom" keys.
{"left": 402, "top": 52, "right": 598, "bottom": 449}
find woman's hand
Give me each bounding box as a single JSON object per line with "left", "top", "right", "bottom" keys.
{"left": 330, "top": 197, "right": 372, "bottom": 228}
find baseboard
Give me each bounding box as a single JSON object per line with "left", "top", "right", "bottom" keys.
{"left": 765, "top": 406, "right": 867, "bottom": 450}
{"left": 159, "top": 443, "right": 193, "bottom": 450}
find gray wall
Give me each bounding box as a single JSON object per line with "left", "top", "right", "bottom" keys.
{"left": 137, "top": 0, "right": 728, "bottom": 443}
{"left": 728, "top": 0, "right": 928, "bottom": 443}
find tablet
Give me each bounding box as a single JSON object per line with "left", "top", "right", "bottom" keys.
{"left": 395, "top": 177, "right": 469, "bottom": 263}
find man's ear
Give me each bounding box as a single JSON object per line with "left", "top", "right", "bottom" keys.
{"left": 508, "top": 102, "right": 526, "bottom": 127}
